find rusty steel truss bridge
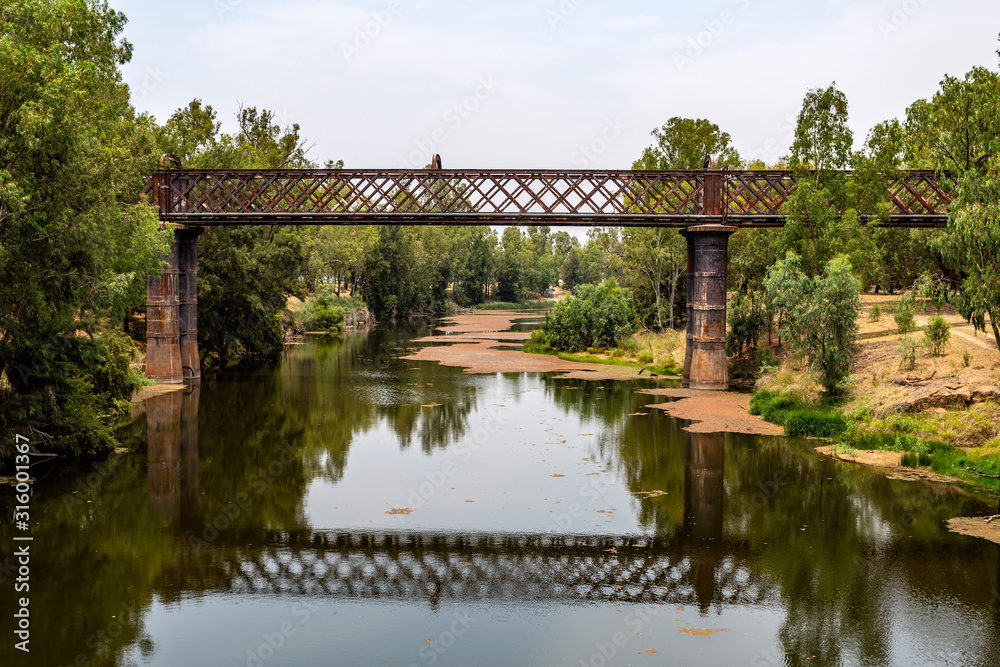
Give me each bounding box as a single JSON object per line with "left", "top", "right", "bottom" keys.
{"left": 144, "top": 160, "right": 954, "bottom": 390}
{"left": 149, "top": 166, "right": 952, "bottom": 227}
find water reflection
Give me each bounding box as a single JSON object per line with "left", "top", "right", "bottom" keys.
{"left": 3, "top": 326, "right": 1000, "bottom": 667}
{"left": 146, "top": 385, "right": 200, "bottom": 529}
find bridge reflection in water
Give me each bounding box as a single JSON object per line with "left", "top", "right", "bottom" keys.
{"left": 143, "top": 390, "right": 769, "bottom": 612}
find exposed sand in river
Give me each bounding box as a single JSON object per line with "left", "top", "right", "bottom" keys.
{"left": 405, "top": 312, "right": 784, "bottom": 436}
{"left": 639, "top": 388, "right": 786, "bottom": 436}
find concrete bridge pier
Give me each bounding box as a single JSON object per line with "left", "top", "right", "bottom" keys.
{"left": 682, "top": 224, "right": 736, "bottom": 391}
{"left": 146, "top": 226, "right": 201, "bottom": 383}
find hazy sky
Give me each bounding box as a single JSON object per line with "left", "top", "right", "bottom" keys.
{"left": 112, "top": 0, "right": 999, "bottom": 170}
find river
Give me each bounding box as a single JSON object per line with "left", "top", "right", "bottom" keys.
{"left": 2, "top": 322, "right": 999, "bottom": 666}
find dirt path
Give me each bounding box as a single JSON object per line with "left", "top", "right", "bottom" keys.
{"left": 950, "top": 326, "right": 998, "bottom": 352}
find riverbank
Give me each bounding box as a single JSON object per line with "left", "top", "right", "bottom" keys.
{"left": 752, "top": 295, "right": 1000, "bottom": 497}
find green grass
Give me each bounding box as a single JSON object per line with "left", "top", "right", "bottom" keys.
{"left": 750, "top": 390, "right": 847, "bottom": 438}
{"left": 753, "top": 387, "right": 1000, "bottom": 491}
{"left": 474, "top": 300, "right": 554, "bottom": 311}
{"left": 552, "top": 351, "right": 678, "bottom": 377}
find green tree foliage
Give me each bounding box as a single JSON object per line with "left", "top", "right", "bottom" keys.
{"left": 495, "top": 227, "right": 533, "bottom": 302}
{"left": 613, "top": 228, "right": 686, "bottom": 330}
{"left": 849, "top": 120, "right": 929, "bottom": 293}
{"left": 361, "top": 225, "right": 415, "bottom": 320}
{"left": 779, "top": 83, "right": 873, "bottom": 279}
{"left": 923, "top": 315, "right": 950, "bottom": 356}
{"left": 0, "top": 0, "right": 169, "bottom": 456}
{"left": 155, "top": 100, "right": 314, "bottom": 363}
{"left": 726, "top": 294, "right": 769, "bottom": 356}
{"left": 635, "top": 117, "right": 742, "bottom": 170}
{"left": 560, "top": 241, "right": 603, "bottom": 290}
{"left": 789, "top": 83, "right": 853, "bottom": 177}
{"left": 534, "top": 279, "right": 637, "bottom": 352}
{"left": 907, "top": 67, "right": 1000, "bottom": 348}
{"left": 765, "top": 253, "right": 861, "bottom": 395}
{"left": 454, "top": 227, "right": 497, "bottom": 304}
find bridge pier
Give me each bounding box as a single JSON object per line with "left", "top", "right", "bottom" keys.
{"left": 682, "top": 225, "right": 736, "bottom": 391}
{"left": 177, "top": 227, "right": 202, "bottom": 380}
{"left": 146, "top": 226, "right": 201, "bottom": 383}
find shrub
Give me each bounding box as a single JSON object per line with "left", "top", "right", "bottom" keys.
{"left": 524, "top": 329, "right": 551, "bottom": 354}
{"left": 726, "top": 294, "right": 769, "bottom": 355}
{"left": 764, "top": 253, "right": 861, "bottom": 395}
{"left": 894, "top": 296, "right": 916, "bottom": 334}
{"left": 898, "top": 336, "right": 917, "bottom": 370}
{"left": 539, "top": 279, "right": 636, "bottom": 352}
{"left": 868, "top": 303, "right": 882, "bottom": 322}
{"left": 923, "top": 315, "right": 950, "bottom": 356}
{"left": 750, "top": 390, "right": 844, "bottom": 436}
{"left": 963, "top": 351, "right": 972, "bottom": 367}
{"left": 637, "top": 352, "right": 653, "bottom": 364}
{"left": 300, "top": 294, "right": 346, "bottom": 333}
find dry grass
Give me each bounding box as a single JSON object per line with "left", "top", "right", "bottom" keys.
{"left": 789, "top": 293, "right": 1000, "bottom": 451}
{"left": 755, "top": 355, "right": 824, "bottom": 405}
{"left": 632, "top": 330, "right": 685, "bottom": 370}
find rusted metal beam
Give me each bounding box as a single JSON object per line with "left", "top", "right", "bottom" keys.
{"left": 143, "top": 168, "right": 953, "bottom": 227}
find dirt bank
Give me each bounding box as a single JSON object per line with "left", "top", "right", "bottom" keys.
{"left": 945, "top": 516, "right": 1000, "bottom": 545}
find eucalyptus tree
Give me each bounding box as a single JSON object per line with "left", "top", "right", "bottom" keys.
{"left": 0, "top": 0, "right": 169, "bottom": 456}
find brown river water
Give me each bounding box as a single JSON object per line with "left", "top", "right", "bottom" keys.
{"left": 1, "top": 319, "right": 999, "bottom": 666}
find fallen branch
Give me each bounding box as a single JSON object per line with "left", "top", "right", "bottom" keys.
{"left": 965, "top": 467, "right": 1000, "bottom": 480}
{"left": 985, "top": 515, "right": 999, "bottom": 524}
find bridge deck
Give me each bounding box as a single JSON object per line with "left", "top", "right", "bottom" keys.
{"left": 148, "top": 168, "right": 952, "bottom": 227}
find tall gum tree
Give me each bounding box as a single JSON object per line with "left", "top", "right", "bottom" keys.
{"left": 906, "top": 64, "right": 1000, "bottom": 348}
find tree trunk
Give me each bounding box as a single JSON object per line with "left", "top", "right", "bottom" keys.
{"left": 667, "top": 276, "right": 676, "bottom": 330}
{"left": 653, "top": 282, "right": 663, "bottom": 331}
{"left": 989, "top": 308, "right": 1000, "bottom": 352}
